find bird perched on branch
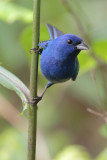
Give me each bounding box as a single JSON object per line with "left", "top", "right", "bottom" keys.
{"left": 32, "top": 24, "right": 88, "bottom": 103}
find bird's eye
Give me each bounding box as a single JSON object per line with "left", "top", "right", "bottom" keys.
{"left": 67, "top": 39, "right": 73, "bottom": 44}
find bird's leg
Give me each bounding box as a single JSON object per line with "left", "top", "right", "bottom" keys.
{"left": 29, "top": 47, "right": 43, "bottom": 55}
{"left": 29, "top": 82, "right": 54, "bottom": 104}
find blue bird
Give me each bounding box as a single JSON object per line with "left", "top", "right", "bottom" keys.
{"left": 34, "top": 24, "right": 88, "bottom": 103}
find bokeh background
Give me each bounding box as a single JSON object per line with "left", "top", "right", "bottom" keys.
{"left": 0, "top": 0, "right": 107, "bottom": 160}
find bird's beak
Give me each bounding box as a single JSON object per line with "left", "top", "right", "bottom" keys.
{"left": 76, "top": 41, "right": 89, "bottom": 50}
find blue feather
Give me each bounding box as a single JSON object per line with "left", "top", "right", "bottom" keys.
{"left": 35, "top": 24, "right": 88, "bottom": 102}
{"left": 47, "top": 24, "right": 64, "bottom": 40}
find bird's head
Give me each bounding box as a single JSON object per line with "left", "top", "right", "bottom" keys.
{"left": 51, "top": 34, "right": 89, "bottom": 61}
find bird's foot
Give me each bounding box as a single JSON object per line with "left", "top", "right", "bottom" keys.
{"left": 31, "top": 96, "right": 42, "bottom": 104}
{"left": 29, "top": 48, "right": 43, "bottom": 55}
{"left": 26, "top": 96, "right": 42, "bottom": 105}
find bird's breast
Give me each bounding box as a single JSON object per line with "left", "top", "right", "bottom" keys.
{"left": 40, "top": 53, "right": 79, "bottom": 83}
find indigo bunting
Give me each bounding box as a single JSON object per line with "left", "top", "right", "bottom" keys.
{"left": 34, "top": 24, "right": 88, "bottom": 103}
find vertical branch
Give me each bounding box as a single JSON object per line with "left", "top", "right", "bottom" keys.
{"left": 27, "top": 0, "right": 41, "bottom": 160}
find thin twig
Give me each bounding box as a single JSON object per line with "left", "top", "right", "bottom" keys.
{"left": 87, "top": 108, "right": 107, "bottom": 123}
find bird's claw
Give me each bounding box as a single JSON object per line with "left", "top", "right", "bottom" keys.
{"left": 31, "top": 96, "right": 42, "bottom": 103}
{"left": 29, "top": 48, "right": 43, "bottom": 55}
{"left": 26, "top": 96, "right": 42, "bottom": 105}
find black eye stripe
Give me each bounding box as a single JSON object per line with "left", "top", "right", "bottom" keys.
{"left": 67, "top": 39, "right": 73, "bottom": 44}
{"left": 75, "top": 41, "right": 81, "bottom": 45}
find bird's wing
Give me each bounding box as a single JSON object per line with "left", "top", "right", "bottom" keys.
{"left": 39, "top": 24, "right": 64, "bottom": 49}
{"left": 71, "top": 58, "right": 79, "bottom": 81}
{"left": 47, "top": 24, "right": 64, "bottom": 40}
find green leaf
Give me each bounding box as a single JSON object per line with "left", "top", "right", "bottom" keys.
{"left": 95, "top": 148, "right": 107, "bottom": 160}
{"left": 0, "top": 128, "right": 26, "bottom": 160}
{"left": 79, "top": 40, "right": 107, "bottom": 74}
{"left": 99, "top": 123, "right": 107, "bottom": 138}
{"left": 54, "top": 145, "right": 92, "bottom": 160}
{"left": 93, "top": 40, "right": 107, "bottom": 62}
{"left": 0, "top": 1, "right": 32, "bottom": 23}
{"left": 0, "top": 66, "right": 30, "bottom": 111}
{"left": 78, "top": 51, "right": 96, "bottom": 74}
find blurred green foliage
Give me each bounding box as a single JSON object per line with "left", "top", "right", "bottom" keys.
{"left": 0, "top": 128, "right": 26, "bottom": 160}
{"left": 95, "top": 148, "right": 107, "bottom": 160}
{"left": 0, "top": 0, "right": 107, "bottom": 160}
{"left": 54, "top": 145, "right": 91, "bottom": 160}
{"left": 0, "top": 1, "right": 32, "bottom": 23}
